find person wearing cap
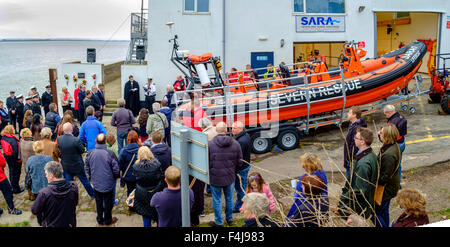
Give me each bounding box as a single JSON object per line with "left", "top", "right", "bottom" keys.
{"left": 6, "top": 91, "right": 17, "bottom": 132}
{"left": 24, "top": 96, "right": 33, "bottom": 113}
{"left": 32, "top": 94, "right": 42, "bottom": 116}
{"left": 41, "top": 85, "right": 53, "bottom": 116}
{"left": 14, "top": 94, "right": 25, "bottom": 132}
{"left": 143, "top": 78, "right": 156, "bottom": 114}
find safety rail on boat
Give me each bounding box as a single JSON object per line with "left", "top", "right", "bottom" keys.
{"left": 173, "top": 66, "right": 348, "bottom": 134}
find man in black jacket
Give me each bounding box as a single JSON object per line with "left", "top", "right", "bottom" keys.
{"left": 14, "top": 94, "right": 24, "bottom": 132}
{"left": 383, "top": 104, "right": 407, "bottom": 181}
{"left": 31, "top": 161, "right": 78, "bottom": 227}
{"left": 41, "top": 85, "right": 53, "bottom": 116}
{"left": 31, "top": 94, "right": 42, "bottom": 116}
{"left": 91, "top": 86, "right": 103, "bottom": 112}
{"left": 231, "top": 121, "right": 251, "bottom": 213}
{"left": 124, "top": 75, "right": 140, "bottom": 117}
{"left": 24, "top": 96, "right": 33, "bottom": 113}
{"left": 44, "top": 103, "right": 61, "bottom": 141}
{"left": 97, "top": 83, "right": 106, "bottom": 113}
{"left": 6, "top": 91, "right": 17, "bottom": 132}
{"left": 56, "top": 122, "right": 95, "bottom": 198}
{"left": 343, "top": 106, "right": 367, "bottom": 176}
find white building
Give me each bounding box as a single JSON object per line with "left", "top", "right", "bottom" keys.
{"left": 147, "top": 0, "right": 450, "bottom": 100}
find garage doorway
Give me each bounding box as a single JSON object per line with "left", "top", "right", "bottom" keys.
{"left": 376, "top": 12, "right": 440, "bottom": 74}
{"left": 293, "top": 42, "right": 345, "bottom": 68}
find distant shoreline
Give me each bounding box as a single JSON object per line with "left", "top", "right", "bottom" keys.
{"left": 0, "top": 39, "right": 130, "bottom": 42}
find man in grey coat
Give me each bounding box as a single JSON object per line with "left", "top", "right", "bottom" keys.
{"left": 110, "top": 98, "right": 135, "bottom": 153}
{"left": 84, "top": 133, "right": 120, "bottom": 226}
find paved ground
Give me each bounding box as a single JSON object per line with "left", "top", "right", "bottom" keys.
{"left": 0, "top": 76, "right": 449, "bottom": 227}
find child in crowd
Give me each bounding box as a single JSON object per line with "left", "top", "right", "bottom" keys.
{"left": 392, "top": 188, "right": 429, "bottom": 227}
{"left": 137, "top": 108, "right": 149, "bottom": 143}
{"left": 245, "top": 172, "right": 275, "bottom": 213}
{"left": 105, "top": 133, "right": 119, "bottom": 205}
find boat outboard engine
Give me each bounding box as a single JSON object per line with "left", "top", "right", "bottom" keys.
{"left": 195, "top": 63, "right": 211, "bottom": 88}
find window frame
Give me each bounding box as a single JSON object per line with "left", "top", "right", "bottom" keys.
{"left": 183, "top": 0, "right": 211, "bottom": 15}
{"left": 293, "top": 0, "right": 346, "bottom": 15}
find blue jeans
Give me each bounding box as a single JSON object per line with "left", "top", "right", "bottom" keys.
{"left": 374, "top": 199, "right": 391, "bottom": 227}
{"left": 117, "top": 131, "right": 128, "bottom": 154}
{"left": 210, "top": 183, "right": 235, "bottom": 226}
{"left": 398, "top": 142, "right": 405, "bottom": 181}
{"left": 142, "top": 216, "right": 152, "bottom": 227}
{"left": 64, "top": 172, "right": 95, "bottom": 198}
{"left": 234, "top": 166, "right": 250, "bottom": 211}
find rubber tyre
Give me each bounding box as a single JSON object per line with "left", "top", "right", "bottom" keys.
{"left": 250, "top": 133, "right": 273, "bottom": 154}
{"left": 429, "top": 93, "right": 442, "bottom": 104}
{"left": 276, "top": 129, "right": 300, "bottom": 151}
{"left": 440, "top": 94, "right": 450, "bottom": 114}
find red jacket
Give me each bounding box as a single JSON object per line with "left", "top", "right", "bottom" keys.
{"left": 0, "top": 152, "right": 7, "bottom": 182}
{"left": 74, "top": 88, "right": 80, "bottom": 110}
{"left": 173, "top": 79, "right": 186, "bottom": 91}
{"left": 1, "top": 134, "right": 21, "bottom": 161}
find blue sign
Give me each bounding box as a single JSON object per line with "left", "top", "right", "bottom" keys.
{"left": 170, "top": 121, "right": 210, "bottom": 184}
{"left": 296, "top": 15, "right": 345, "bottom": 32}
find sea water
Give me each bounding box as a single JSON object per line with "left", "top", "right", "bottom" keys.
{"left": 0, "top": 40, "right": 128, "bottom": 101}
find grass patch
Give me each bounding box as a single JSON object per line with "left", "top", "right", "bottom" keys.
{"left": 407, "top": 168, "right": 419, "bottom": 175}
{"left": 0, "top": 221, "right": 30, "bottom": 227}
{"left": 439, "top": 207, "right": 450, "bottom": 218}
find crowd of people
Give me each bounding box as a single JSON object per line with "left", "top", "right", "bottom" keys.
{"left": 0, "top": 77, "right": 431, "bottom": 228}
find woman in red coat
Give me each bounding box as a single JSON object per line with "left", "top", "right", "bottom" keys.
{"left": 0, "top": 149, "right": 22, "bottom": 215}
{"left": 1, "top": 125, "right": 23, "bottom": 194}
{"left": 74, "top": 83, "right": 81, "bottom": 122}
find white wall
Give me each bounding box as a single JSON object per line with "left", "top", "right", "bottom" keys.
{"left": 58, "top": 63, "right": 103, "bottom": 113}
{"left": 147, "top": 0, "right": 450, "bottom": 88}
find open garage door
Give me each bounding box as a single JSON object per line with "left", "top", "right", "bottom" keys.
{"left": 293, "top": 42, "right": 345, "bottom": 68}
{"left": 376, "top": 12, "right": 440, "bottom": 74}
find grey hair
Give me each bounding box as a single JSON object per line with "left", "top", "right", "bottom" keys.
{"left": 117, "top": 98, "right": 126, "bottom": 107}
{"left": 40, "top": 127, "right": 53, "bottom": 139}
{"left": 198, "top": 118, "right": 212, "bottom": 129}
{"left": 44, "top": 161, "right": 63, "bottom": 179}
{"left": 383, "top": 104, "right": 396, "bottom": 113}
{"left": 152, "top": 102, "right": 161, "bottom": 112}
{"left": 242, "top": 193, "right": 270, "bottom": 217}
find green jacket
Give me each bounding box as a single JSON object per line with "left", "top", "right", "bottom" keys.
{"left": 377, "top": 143, "right": 401, "bottom": 202}
{"left": 146, "top": 112, "right": 168, "bottom": 139}
{"left": 339, "top": 147, "right": 378, "bottom": 219}
{"left": 106, "top": 143, "right": 118, "bottom": 158}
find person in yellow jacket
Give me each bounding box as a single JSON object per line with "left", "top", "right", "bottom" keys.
{"left": 264, "top": 64, "right": 277, "bottom": 79}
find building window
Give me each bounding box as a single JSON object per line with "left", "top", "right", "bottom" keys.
{"left": 395, "top": 12, "right": 410, "bottom": 19}
{"left": 294, "top": 0, "right": 345, "bottom": 14}
{"left": 184, "top": 0, "right": 210, "bottom": 13}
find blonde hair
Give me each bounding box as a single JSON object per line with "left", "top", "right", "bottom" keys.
{"left": 33, "top": 141, "right": 44, "bottom": 154}
{"left": 40, "top": 127, "right": 53, "bottom": 140}
{"left": 1, "top": 125, "right": 15, "bottom": 136}
{"left": 62, "top": 86, "right": 68, "bottom": 92}
{"left": 20, "top": 128, "right": 32, "bottom": 139}
{"left": 136, "top": 146, "right": 154, "bottom": 163}
{"left": 300, "top": 153, "right": 323, "bottom": 174}
{"left": 396, "top": 188, "right": 427, "bottom": 217}
{"left": 381, "top": 123, "right": 400, "bottom": 145}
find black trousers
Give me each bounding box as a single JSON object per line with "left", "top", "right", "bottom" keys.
{"left": 17, "top": 115, "right": 24, "bottom": 133}
{"left": 78, "top": 108, "right": 85, "bottom": 123}
{"left": 94, "top": 189, "right": 114, "bottom": 225}
{"left": 6, "top": 159, "right": 21, "bottom": 192}
{"left": 145, "top": 95, "right": 155, "bottom": 114}
{"left": 0, "top": 178, "right": 15, "bottom": 209}
{"left": 9, "top": 112, "right": 16, "bottom": 131}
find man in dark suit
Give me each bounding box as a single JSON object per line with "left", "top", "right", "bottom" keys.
{"left": 91, "top": 86, "right": 102, "bottom": 112}
{"left": 124, "top": 75, "right": 140, "bottom": 117}
{"left": 32, "top": 94, "right": 42, "bottom": 116}
{"left": 14, "top": 94, "right": 25, "bottom": 132}
{"left": 55, "top": 122, "right": 95, "bottom": 198}
{"left": 6, "top": 91, "right": 17, "bottom": 132}
{"left": 41, "top": 85, "right": 53, "bottom": 116}
{"left": 24, "top": 96, "right": 33, "bottom": 113}
{"left": 97, "top": 84, "right": 106, "bottom": 114}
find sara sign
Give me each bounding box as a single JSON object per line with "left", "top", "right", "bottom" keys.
{"left": 296, "top": 15, "right": 345, "bottom": 32}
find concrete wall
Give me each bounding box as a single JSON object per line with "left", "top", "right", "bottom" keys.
{"left": 103, "top": 61, "right": 124, "bottom": 84}
{"left": 147, "top": 0, "right": 450, "bottom": 90}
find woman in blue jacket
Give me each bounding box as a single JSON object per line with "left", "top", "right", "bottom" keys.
{"left": 118, "top": 130, "right": 141, "bottom": 212}
{"left": 286, "top": 153, "right": 328, "bottom": 219}
{"left": 26, "top": 141, "right": 53, "bottom": 199}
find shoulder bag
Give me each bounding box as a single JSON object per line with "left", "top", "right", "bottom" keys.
{"left": 120, "top": 153, "right": 136, "bottom": 188}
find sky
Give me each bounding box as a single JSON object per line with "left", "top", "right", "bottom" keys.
{"left": 0, "top": 0, "right": 143, "bottom": 40}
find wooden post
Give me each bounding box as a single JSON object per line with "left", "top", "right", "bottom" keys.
{"left": 49, "top": 68, "right": 58, "bottom": 107}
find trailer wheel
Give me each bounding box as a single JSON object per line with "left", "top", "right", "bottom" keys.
{"left": 440, "top": 94, "right": 450, "bottom": 114}
{"left": 276, "top": 129, "right": 300, "bottom": 151}
{"left": 251, "top": 133, "right": 273, "bottom": 154}
{"left": 429, "top": 93, "right": 442, "bottom": 103}
{"left": 409, "top": 107, "right": 416, "bottom": 114}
